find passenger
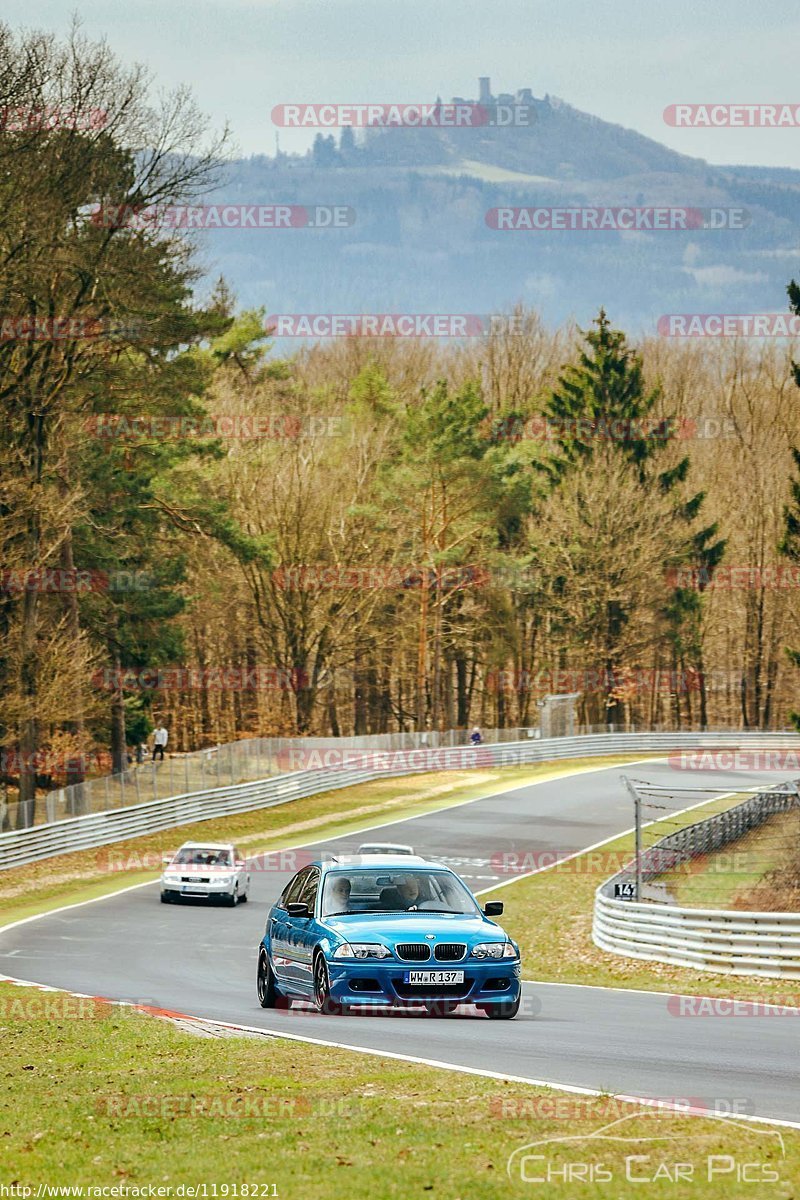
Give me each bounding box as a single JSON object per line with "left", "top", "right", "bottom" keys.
{"left": 326, "top": 876, "right": 352, "bottom": 914}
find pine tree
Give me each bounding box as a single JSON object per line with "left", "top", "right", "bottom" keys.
{"left": 537, "top": 310, "right": 725, "bottom": 726}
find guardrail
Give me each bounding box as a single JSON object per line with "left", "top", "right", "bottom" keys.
{"left": 594, "top": 778, "right": 800, "bottom": 980}
{"left": 3, "top": 729, "right": 799, "bottom": 873}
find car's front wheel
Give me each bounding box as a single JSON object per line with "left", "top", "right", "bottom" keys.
{"left": 223, "top": 884, "right": 239, "bottom": 907}
{"left": 313, "top": 953, "right": 343, "bottom": 1015}
{"left": 480, "top": 995, "right": 521, "bottom": 1020}
{"left": 257, "top": 950, "right": 290, "bottom": 1009}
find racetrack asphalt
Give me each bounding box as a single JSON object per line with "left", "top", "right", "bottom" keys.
{"left": 2, "top": 759, "right": 799, "bottom": 1125}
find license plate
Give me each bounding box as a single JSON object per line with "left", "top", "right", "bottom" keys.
{"left": 404, "top": 970, "right": 464, "bottom": 985}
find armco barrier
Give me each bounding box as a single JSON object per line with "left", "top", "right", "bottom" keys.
{"left": 593, "top": 777, "right": 800, "bottom": 980}
{"left": 2, "top": 730, "right": 799, "bottom": 872}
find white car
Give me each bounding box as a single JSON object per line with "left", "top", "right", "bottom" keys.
{"left": 356, "top": 841, "right": 415, "bottom": 856}
{"left": 160, "top": 841, "right": 250, "bottom": 906}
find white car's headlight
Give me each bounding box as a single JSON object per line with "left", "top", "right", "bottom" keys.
{"left": 163, "top": 873, "right": 180, "bottom": 883}
{"left": 471, "top": 942, "right": 518, "bottom": 959}
{"left": 332, "top": 943, "right": 392, "bottom": 960}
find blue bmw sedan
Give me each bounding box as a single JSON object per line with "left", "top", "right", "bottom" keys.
{"left": 256, "top": 856, "right": 522, "bottom": 1018}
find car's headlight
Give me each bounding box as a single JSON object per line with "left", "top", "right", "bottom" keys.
{"left": 471, "top": 942, "right": 518, "bottom": 959}
{"left": 163, "top": 873, "right": 180, "bottom": 883}
{"left": 332, "top": 943, "right": 392, "bottom": 960}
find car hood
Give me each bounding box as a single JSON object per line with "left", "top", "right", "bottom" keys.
{"left": 323, "top": 912, "right": 508, "bottom": 945}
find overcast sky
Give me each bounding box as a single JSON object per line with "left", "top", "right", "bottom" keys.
{"left": 6, "top": 0, "right": 800, "bottom": 166}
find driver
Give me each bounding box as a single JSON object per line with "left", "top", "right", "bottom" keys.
{"left": 396, "top": 875, "right": 421, "bottom": 909}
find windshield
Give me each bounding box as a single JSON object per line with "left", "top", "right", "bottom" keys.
{"left": 172, "top": 848, "right": 232, "bottom": 868}
{"left": 321, "top": 869, "right": 479, "bottom": 917}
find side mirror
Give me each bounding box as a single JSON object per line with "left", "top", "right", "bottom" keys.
{"left": 483, "top": 901, "right": 504, "bottom": 916}
{"left": 235, "top": 859, "right": 245, "bottom": 869}
{"left": 286, "top": 902, "right": 311, "bottom": 918}
{"left": 162, "top": 854, "right": 174, "bottom": 867}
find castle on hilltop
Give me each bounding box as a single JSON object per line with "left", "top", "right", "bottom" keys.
{"left": 451, "top": 77, "right": 536, "bottom": 109}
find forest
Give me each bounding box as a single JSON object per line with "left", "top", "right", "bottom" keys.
{"left": 2, "top": 23, "right": 800, "bottom": 825}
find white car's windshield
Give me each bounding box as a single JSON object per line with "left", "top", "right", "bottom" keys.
{"left": 173, "top": 848, "right": 232, "bottom": 867}
{"left": 321, "top": 870, "right": 478, "bottom": 917}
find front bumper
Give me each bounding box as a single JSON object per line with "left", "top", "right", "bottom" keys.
{"left": 327, "top": 957, "right": 522, "bottom": 1007}
{"left": 161, "top": 877, "right": 236, "bottom": 898}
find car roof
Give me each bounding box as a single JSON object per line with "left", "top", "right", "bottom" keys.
{"left": 176, "top": 842, "right": 234, "bottom": 851}
{"left": 320, "top": 855, "right": 437, "bottom": 870}
{"left": 357, "top": 842, "right": 415, "bottom": 851}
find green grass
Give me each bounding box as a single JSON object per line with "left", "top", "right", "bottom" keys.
{"left": 491, "top": 790, "right": 800, "bottom": 1001}
{"left": 0, "top": 980, "right": 796, "bottom": 1196}
{"left": 656, "top": 808, "right": 800, "bottom": 911}
{"left": 0, "top": 755, "right": 654, "bottom": 929}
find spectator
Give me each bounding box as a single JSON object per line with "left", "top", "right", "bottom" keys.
{"left": 152, "top": 724, "right": 168, "bottom": 761}
{"left": 470, "top": 726, "right": 482, "bottom": 745}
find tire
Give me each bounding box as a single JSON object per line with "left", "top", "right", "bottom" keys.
{"left": 480, "top": 995, "right": 521, "bottom": 1020}
{"left": 239, "top": 889, "right": 248, "bottom": 904}
{"left": 223, "top": 885, "right": 239, "bottom": 908}
{"left": 160, "top": 891, "right": 172, "bottom": 904}
{"left": 257, "top": 950, "right": 290, "bottom": 1009}
{"left": 313, "top": 953, "right": 343, "bottom": 1015}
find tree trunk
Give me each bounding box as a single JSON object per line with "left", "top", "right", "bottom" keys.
{"left": 110, "top": 648, "right": 127, "bottom": 774}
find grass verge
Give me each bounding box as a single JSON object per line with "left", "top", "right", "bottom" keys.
{"left": 492, "top": 790, "right": 800, "bottom": 1002}
{"left": 655, "top": 808, "right": 800, "bottom": 912}
{"left": 0, "top": 980, "right": 796, "bottom": 1196}
{"left": 0, "top": 755, "right": 653, "bottom": 929}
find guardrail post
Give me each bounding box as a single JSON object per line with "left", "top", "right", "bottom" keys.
{"left": 622, "top": 775, "right": 643, "bottom": 900}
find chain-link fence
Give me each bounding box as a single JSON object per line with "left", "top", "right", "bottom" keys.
{"left": 4, "top": 725, "right": 545, "bottom": 830}
{"left": 603, "top": 779, "right": 800, "bottom": 903}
